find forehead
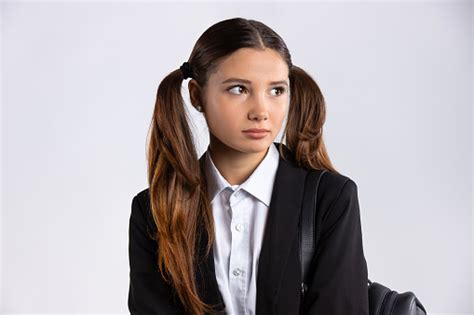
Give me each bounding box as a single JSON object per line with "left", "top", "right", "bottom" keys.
{"left": 209, "top": 48, "right": 289, "bottom": 83}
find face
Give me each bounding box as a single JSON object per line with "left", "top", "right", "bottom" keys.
{"left": 189, "top": 47, "right": 290, "bottom": 156}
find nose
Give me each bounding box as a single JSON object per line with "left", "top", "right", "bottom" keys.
{"left": 248, "top": 93, "right": 268, "bottom": 121}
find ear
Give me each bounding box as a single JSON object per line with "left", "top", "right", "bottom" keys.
{"left": 188, "top": 79, "right": 204, "bottom": 111}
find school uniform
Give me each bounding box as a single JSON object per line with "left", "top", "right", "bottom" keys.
{"left": 128, "top": 141, "right": 369, "bottom": 315}
{"left": 204, "top": 141, "right": 280, "bottom": 315}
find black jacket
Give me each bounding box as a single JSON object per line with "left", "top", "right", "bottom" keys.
{"left": 128, "top": 142, "right": 369, "bottom": 314}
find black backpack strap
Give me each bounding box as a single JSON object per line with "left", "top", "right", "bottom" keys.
{"left": 299, "top": 169, "right": 328, "bottom": 303}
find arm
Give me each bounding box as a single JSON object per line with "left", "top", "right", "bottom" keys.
{"left": 128, "top": 194, "right": 185, "bottom": 314}
{"left": 303, "top": 179, "right": 369, "bottom": 315}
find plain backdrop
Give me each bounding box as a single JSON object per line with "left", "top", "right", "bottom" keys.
{"left": 1, "top": 1, "right": 472, "bottom": 314}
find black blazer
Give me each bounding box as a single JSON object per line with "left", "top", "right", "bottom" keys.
{"left": 128, "top": 142, "right": 369, "bottom": 314}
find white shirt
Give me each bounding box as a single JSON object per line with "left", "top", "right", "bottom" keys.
{"left": 203, "top": 143, "right": 280, "bottom": 315}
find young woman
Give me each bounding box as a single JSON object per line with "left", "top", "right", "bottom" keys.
{"left": 128, "top": 17, "right": 369, "bottom": 315}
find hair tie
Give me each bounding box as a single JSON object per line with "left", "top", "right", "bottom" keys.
{"left": 180, "top": 61, "right": 193, "bottom": 80}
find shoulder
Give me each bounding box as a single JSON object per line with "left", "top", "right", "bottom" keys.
{"left": 131, "top": 188, "right": 151, "bottom": 215}
{"left": 130, "top": 188, "right": 155, "bottom": 234}
{"left": 275, "top": 141, "right": 359, "bottom": 208}
{"left": 275, "top": 141, "right": 357, "bottom": 197}
{"left": 317, "top": 170, "right": 358, "bottom": 202}
{"left": 314, "top": 170, "right": 361, "bottom": 237}
{"left": 134, "top": 187, "right": 150, "bottom": 206}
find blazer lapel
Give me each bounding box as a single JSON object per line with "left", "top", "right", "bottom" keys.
{"left": 255, "top": 142, "right": 307, "bottom": 314}
{"left": 195, "top": 142, "right": 307, "bottom": 314}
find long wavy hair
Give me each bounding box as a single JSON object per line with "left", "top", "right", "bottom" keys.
{"left": 146, "top": 17, "right": 338, "bottom": 315}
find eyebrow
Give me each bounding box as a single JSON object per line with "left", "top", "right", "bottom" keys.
{"left": 221, "top": 78, "right": 289, "bottom": 87}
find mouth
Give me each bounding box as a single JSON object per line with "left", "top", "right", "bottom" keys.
{"left": 242, "top": 129, "right": 270, "bottom": 139}
{"left": 242, "top": 128, "right": 270, "bottom": 133}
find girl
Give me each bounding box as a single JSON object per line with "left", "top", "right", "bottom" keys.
{"left": 128, "top": 17, "right": 369, "bottom": 315}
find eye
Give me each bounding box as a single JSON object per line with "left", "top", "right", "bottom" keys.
{"left": 227, "top": 85, "right": 248, "bottom": 95}
{"left": 271, "top": 86, "right": 287, "bottom": 96}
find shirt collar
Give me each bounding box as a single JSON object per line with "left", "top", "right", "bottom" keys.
{"left": 204, "top": 143, "right": 280, "bottom": 207}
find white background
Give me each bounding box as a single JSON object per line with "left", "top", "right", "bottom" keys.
{"left": 1, "top": 0, "right": 472, "bottom": 314}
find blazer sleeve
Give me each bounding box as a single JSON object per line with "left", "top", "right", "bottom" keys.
{"left": 128, "top": 194, "right": 186, "bottom": 315}
{"left": 304, "top": 178, "right": 369, "bottom": 315}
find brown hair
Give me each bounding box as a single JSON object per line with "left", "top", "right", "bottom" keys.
{"left": 145, "top": 17, "right": 338, "bottom": 315}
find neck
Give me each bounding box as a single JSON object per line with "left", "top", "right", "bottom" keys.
{"left": 208, "top": 136, "right": 270, "bottom": 186}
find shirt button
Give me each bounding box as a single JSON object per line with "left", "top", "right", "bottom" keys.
{"left": 232, "top": 268, "right": 242, "bottom": 276}
{"left": 235, "top": 223, "right": 243, "bottom": 231}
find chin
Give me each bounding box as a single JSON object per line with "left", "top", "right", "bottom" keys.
{"left": 237, "top": 139, "right": 273, "bottom": 153}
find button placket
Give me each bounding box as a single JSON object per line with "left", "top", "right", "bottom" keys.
{"left": 228, "top": 187, "right": 248, "bottom": 304}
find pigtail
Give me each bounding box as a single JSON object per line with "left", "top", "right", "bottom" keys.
{"left": 281, "top": 65, "right": 339, "bottom": 174}
{"left": 146, "top": 68, "right": 216, "bottom": 315}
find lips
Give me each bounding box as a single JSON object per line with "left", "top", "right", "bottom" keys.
{"left": 243, "top": 128, "right": 270, "bottom": 132}
{"left": 242, "top": 128, "right": 269, "bottom": 139}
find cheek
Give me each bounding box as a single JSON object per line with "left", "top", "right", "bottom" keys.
{"left": 205, "top": 96, "right": 244, "bottom": 133}
{"left": 270, "top": 102, "right": 289, "bottom": 125}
